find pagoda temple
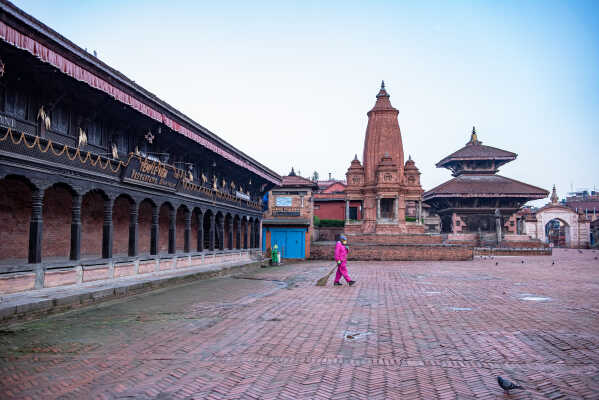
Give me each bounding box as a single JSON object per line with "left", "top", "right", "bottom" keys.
{"left": 423, "top": 128, "right": 548, "bottom": 235}
{"left": 344, "top": 82, "right": 425, "bottom": 236}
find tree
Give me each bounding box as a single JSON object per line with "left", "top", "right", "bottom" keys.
{"left": 312, "top": 171, "right": 319, "bottom": 181}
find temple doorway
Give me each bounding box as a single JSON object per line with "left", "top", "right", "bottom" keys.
{"left": 545, "top": 218, "right": 569, "bottom": 247}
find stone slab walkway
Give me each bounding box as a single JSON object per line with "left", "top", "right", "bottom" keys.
{"left": 0, "top": 258, "right": 262, "bottom": 325}
{"left": 1, "top": 249, "right": 599, "bottom": 399}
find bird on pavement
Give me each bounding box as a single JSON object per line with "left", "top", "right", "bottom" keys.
{"left": 497, "top": 376, "right": 523, "bottom": 392}
{"left": 495, "top": 262, "right": 498, "bottom": 266}
{"left": 552, "top": 261, "right": 555, "bottom": 265}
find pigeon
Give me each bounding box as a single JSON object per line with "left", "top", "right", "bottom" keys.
{"left": 495, "top": 262, "right": 498, "bottom": 266}
{"left": 497, "top": 376, "right": 523, "bottom": 391}
{"left": 521, "top": 260, "right": 524, "bottom": 264}
{"left": 552, "top": 261, "right": 555, "bottom": 265}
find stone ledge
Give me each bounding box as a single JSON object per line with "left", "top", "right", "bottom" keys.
{"left": 0, "top": 259, "right": 261, "bottom": 326}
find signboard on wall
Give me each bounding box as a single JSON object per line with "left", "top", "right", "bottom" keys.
{"left": 275, "top": 196, "right": 292, "bottom": 207}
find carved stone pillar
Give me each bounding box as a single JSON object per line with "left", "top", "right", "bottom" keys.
{"left": 184, "top": 209, "right": 191, "bottom": 253}
{"left": 102, "top": 198, "right": 114, "bottom": 259}
{"left": 150, "top": 205, "right": 159, "bottom": 255}
{"left": 168, "top": 207, "right": 176, "bottom": 254}
{"left": 376, "top": 198, "right": 381, "bottom": 219}
{"left": 197, "top": 212, "right": 204, "bottom": 252}
{"left": 28, "top": 189, "right": 44, "bottom": 264}
{"left": 70, "top": 193, "right": 82, "bottom": 261}
{"left": 345, "top": 200, "right": 350, "bottom": 221}
{"left": 128, "top": 202, "right": 138, "bottom": 257}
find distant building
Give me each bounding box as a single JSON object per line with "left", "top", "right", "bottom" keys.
{"left": 262, "top": 168, "right": 318, "bottom": 258}
{"left": 519, "top": 186, "right": 591, "bottom": 248}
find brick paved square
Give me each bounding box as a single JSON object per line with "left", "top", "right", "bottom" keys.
{"left": 1, "top": 249, "right": 599, "bottom": 399}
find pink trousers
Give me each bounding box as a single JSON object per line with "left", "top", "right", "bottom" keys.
{"left": 334, "top": 261, "right": 352, "bottom": 283}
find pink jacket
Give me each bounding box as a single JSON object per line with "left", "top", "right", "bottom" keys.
{"left": 334, "top": 241, "right": 348, "bottom": 263}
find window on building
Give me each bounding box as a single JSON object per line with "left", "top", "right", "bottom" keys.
{"left": 51, "top": 106, "right": 69, "bottom": 134}
{"left": 380, "top": 198, "right": 395, "bottom": 219}
{"left": 349, "top": 207, "right": 358, "bottom": 220}
{"left": 87, "top": 120, "right": 103, "bottom": 146}
{"left": 5, "top": 87, "right": 27, "bottom": 119}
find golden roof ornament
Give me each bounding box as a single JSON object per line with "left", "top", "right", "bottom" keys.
{"left": 111, "top": 143, "right": 118, "bottom": 159}
{"left": 77, "top": 127, "right": 87, "bottom": 148}
{"left": 469, "top": 126, "right": 480, "bottom": 145}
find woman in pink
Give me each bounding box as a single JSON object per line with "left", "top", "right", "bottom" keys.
{"left": 334, "top": 235, "right": 356, "bottom": 286}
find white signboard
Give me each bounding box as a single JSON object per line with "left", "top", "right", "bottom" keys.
{"left": 275, "top": 196, "right": 292, "bottom": 207}
{"left": 236, "top": 191, "right": 250, "bottom": 201}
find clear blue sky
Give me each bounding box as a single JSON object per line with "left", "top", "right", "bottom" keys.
{"left": 13, "top": 0, "right": 599, "bottom": 205}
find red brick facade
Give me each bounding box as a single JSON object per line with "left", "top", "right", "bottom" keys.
{"left": 310, "top": 242, "right": 472, "bottom": 261}
{"left": 0, "top": 177, "right": 31, "bottom": 260}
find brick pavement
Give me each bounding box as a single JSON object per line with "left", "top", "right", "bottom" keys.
{"left": 1, "top": 249, "right": 599, "bottom": 399}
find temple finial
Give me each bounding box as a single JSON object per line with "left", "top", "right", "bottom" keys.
{"left": 289, "top": 167, "right": 296, "bottom": 176}
{"left": 381, "top": 80, "right": 385, "bottom": 89}
{"left": 469, "top": 126, "right": 479, "bottom": 145}
{"left": 353, "top": 153, "right": 358, "bottom": 161}
{"left": 551, "top": 184, "right": 558, "bottom": 204}
{"left": 408, "top": 154, "right": 412, "bottom": 161}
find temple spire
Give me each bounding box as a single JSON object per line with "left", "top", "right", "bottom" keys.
{"left": 550, "top": 184, "right": 558, "bottom": 204}
{"left": 468, "top": 126, "right": 480, "bottom": 145}
{"left": 289, "top": 167, "right": 296, "bottom": 177}
{"left": 376, "top": 80, "right": 390, "bottom": 98}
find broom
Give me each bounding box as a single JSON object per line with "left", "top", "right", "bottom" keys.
{"left": 316, "top": 263, "right": 338, "bottom": 287}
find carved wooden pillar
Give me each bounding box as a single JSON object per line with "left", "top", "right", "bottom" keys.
{"left": 228, "top": 218, "right": 234, "bottom": 250}
{"left": 235, "top": 218, "right": 241, "bottom": 249}
{"left": 102, "top": 198, "right": 114, "bottom": 259}
{"left": 197, "top": 212, "right": 204, "bottom": 252}
{"left": 243, "top": 219, "right": 248, "bottom": 249}
{"left": 70, "top": 193, "right": 82, "bottom": 261}
{"left": 28, "top": 189, "right": 44, "bottom": 264}
{"left": 209, "top": 213, "right": 216, "bottom": 251}
{"left": 219, "top": 217, "right": 225, "bottom": 251}
{"left": 150, "top": 205, "right": 159, "bottom": 255}
{"left": 128, "top": 202, "right": 138, "bottom": 257}
{"left": 255, "top": 219, "right": 261, "bottom": 249}
{"left": 184, "top": 208, "right": 191, "bottom": 253}
{"left": 168, "top": 207, "right": 176, "bottom": 254}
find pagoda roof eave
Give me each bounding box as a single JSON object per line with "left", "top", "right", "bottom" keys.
{"left": 423, "top": 174, "right": 549, "bottom": 200}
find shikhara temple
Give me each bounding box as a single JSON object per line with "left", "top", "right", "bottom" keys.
{"left": 0, "top": 1, "right": 280, "bottom": 287}
{"left": 344, "top": 81, "right": 425, "bottom": 237}
{"left": 423, "top": 128, "right": 548, "bottom": 238}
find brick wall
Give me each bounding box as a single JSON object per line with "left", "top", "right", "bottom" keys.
{"left": 113, "top": 196, "right": 130, "bottom": 256}
{"left": 158, "top": 204, "right": 170, "bottom": 253}
{"left": 81, "top": 191, "right": 104, "bottom": 257}
{"left": 347, "top": 233, "right": 442, "bottom": 245}
{"left": 138, "top": 201, "right": 153, "bottom": 254}
{"left": 314, "top": 227, "right": 344, "bottom": 241}
{"left": 310, "top": 242, "right": 472, "bottom": 261}
{"left": 42, "top": 185, "right": 72, "bottom": 258}
{"left": 314, "top": 201, "right": 344, "bottom": 220}
{"left": 0, "top": 177, "right": 31, "bottom": 260}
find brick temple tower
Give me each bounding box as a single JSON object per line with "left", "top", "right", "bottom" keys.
{"left": 345, "top": 82, "right": 425, "bottom": 235}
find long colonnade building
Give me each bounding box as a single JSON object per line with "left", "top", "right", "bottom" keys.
{"left": 0, "top": 1, "right": 280, "bottom": 289}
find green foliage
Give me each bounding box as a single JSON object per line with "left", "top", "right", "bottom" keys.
{"left": 313, "top": 215, "right": 321, "bottom": 226}
{"left": 312, "top": 171, "right": 319, "bottom": 181}
{"left": 318, "top": 219, "right": 345, "bottom": 227}
{"left": 405, "top": 216, "right": 417, "bottom": 222}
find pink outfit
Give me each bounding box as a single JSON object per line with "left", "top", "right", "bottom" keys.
{"left": 334, "top": 241, "right": 352, "bottom": 283}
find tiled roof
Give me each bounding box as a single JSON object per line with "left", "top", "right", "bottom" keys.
{"left": 317, "top": 180, "right": 346, "bottom": 190}
{"left": 424, "top": 174, "right": 549, "bottom": 199}
{"left": 281, "top": 175, "right": 318, "bottom": 188}
{"left": 437, "top": 143, "right": 516, "bottom": 167}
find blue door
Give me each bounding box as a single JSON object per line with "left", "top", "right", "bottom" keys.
{"left": 263, "top": 227, "right": 306, "bottom": 259}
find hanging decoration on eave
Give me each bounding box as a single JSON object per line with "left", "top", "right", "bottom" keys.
{"left": 77, "top": 127, "right": 87, "bottom": 148}
{"left": 145, "top": 130, "right": 154, "bottom": 144}
{"left": 111, "top": 143, "right": 118, "bottom": 159}
{"left": 201, "top": 173, "right": 207, "bottom": 184}
{"left": 37, "top": 106, "right": 51, "bottom": 129}
{"left": 0, "top": 58, "right": 5, "bottom": 77}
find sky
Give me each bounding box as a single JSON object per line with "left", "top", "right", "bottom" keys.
{"left": 13, "top": 0, "right": 599, "bottom": 206}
